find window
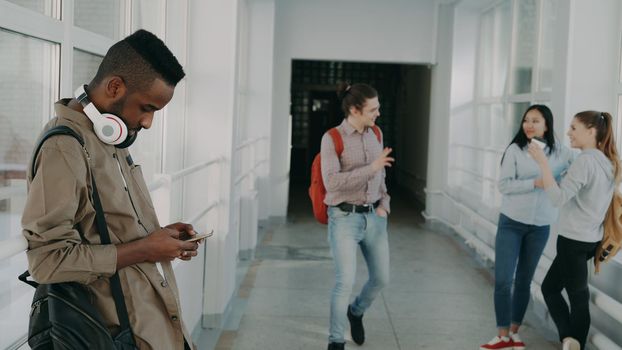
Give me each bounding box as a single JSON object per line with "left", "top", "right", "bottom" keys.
{"left": 74, "top": 0, "right": 123, "bottom": 39}
{"left": 72, "top": 49, "right": 103, "bottom": 92}
{"left": 6, "top": 0, "right": 59, "bottom": 17}
{"left": 450, "top": 0, "right": 555, "bottom": 208}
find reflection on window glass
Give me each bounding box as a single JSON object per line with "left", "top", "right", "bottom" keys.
{"left": 6, "top": 0, "right": 58, "bottom": 17}
{"left": 73, "top": 49, "right": 103, "bottom": 92}
{"left": 490, "top": 104, "right": 508, "bottom": 149}
{"left": 478, "top": 0, "right": 512, "bottom": 98}
{"left": 0, "top": 29, "right": 57, "bottom": 189}
{"left": 0, "top": 29, "right": 57, "bottom": 350}
{"left": 74, "top": 0, "right": 121, "bottom": 39}
{"left": 508, "top": 102, "right": 530, "bottom": 139}
{"left": 539, "top": 0, "right": 556, "bottom": 91}
{"left": 492, "top": 1, "right": 512, "bottom": 96}
{"left": 477, "top": 13, "right": 493, "bottom": 97}
{"left": 512, "top": 0, "right": 537, "bottom": 94}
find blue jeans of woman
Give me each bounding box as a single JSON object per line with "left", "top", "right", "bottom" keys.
{"left": 494, "top": 214, "right": 549, "bottom": 328}
{"left": 327, "top": 206, "right": 390, "bottom": 344}
{"left": 541, "top": 235, "right": 598, "bottom": 350}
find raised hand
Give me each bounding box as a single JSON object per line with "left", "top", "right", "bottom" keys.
{"left": 372, "top": 147, "right": 395, "bottom": 172}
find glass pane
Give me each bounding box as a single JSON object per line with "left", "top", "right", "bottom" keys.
{"left": 477, "top": 11, "right": 494, "bottom": 97}
{"left": 131, "top": 0, "right": 165, "bottom": 34}
{"left": 72, "top": 49, "right": 103, "bottom": 92}
{"left": 539, "top": 0, "right": 557, "bottom": 91}
{"left": 507, "top": 102, "right": 530, "bottom": 142}
{"left": 476, "top": 105, "right": 491, "bottom": 148}
{"left": 492, "top": 0, "right": 512, "bottom": 96}
{"left": 490, "top": 104, "right": 509, "bottom": 149}
{"left": 74, "top": 0, "right": 122, "bottom": 39}
{"left": 511, "top": 0, "right": 537, "bottom": 94}
{"left": 6, "top": 0, "right": 57, "bottom": 17}
{"left": 0, "top": 29, "right": 57, "bottom": 349}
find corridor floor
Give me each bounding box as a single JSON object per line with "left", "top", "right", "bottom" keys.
{"left": 202, "top": 190, "right": 559, "bottom": 350}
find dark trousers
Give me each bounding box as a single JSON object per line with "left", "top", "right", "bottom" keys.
{"left": 541, "top": 235, "right": 598, "bottom": 349}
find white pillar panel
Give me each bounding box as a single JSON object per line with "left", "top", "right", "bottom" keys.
{"left": 561, "top": 0, "right": 619, "bottom": 128}
{"left": 425, "top": 4, "right": 455, "bottom": 198}
{"left": 186, "top": 0, "right": 239, "bottom": 323}
{"left": 247, "top": 0, "right": 275, "bottom": 220}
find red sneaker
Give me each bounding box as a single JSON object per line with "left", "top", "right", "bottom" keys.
{"left": 510, "top": 333, "right": 526, "bottom": 350}
{"left": 480, "top": 336, "right": 514, "bottom": 350}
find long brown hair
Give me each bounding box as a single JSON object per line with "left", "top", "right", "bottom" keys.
{"left": 574, "top": 111, "right": 621, "bottom": 185}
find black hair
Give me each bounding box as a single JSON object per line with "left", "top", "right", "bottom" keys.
{"left": 501, "top": 104, "right": 556, "bottom": 164}
{"left": 336, "top": 82, "right": 378, "bottom": 117}
{"left": 91, "top": 29, "right": 185, "bottom": 91}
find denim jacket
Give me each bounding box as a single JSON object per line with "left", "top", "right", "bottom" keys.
{"left": 498, "top": 143, "right": 575, "bottom": 226}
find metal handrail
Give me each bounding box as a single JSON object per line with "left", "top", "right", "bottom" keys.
{"left": 234, "top": 136, "right": 267, "bottom": 151}
{"left": 0, "top": 160, "right": 222, "bottom": 261}
{"left": 0, "top": 182, "right": 26, "bottom": 201}
{"left": 0, "top": 235, "right": 28, "bottom": 261}
{"left": 171, "top": 158, "right": 221, "bottom": 180}
{"left": 147, "top": 159, "right": 222, "bottom": 192}
{"left": 234, "top": 158, "right": 268, "bottom": 185}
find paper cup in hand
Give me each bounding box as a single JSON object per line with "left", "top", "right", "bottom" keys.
{"left": 531, "top": 137, "right": 546, "bottom": 149}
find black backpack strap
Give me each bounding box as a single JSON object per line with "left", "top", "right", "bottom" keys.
{"left": 31, "top": 125, "right": 85, "bottom": 178}
{"left": 23, "top": 125, "right": 134, "bottom": 337}
{"left": 90, "top": 178, "right": 132, "bottom": 332}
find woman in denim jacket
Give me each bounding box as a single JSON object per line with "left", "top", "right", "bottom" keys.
{"left": 481, "top": 105, "right": 574, "bottom": 350}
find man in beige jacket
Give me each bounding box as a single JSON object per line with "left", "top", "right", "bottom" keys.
{"left": 22, "top": 29, "right": 199, "bottom": 349}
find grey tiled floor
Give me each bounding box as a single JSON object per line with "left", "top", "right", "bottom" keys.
{"left": 199, "top": 188, "right": 560, "bottom": 350}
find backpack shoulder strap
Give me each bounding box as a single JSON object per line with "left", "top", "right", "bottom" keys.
{"left": 24, "top": 125, "right": 135, "bottom": 338}
{"left": 328, "top": 128, "right": 344, "bottom": 156}
{"left": 371, "top": 125, "right": 382, "bottom": 144}
{"left": 31, "top": 125, "right": 85, "bottom": 178}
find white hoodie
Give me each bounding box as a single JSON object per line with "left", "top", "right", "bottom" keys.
{"left": 545, "top": 149, "right": 615, "bottom": 242}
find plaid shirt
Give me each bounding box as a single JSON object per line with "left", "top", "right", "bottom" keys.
{"left": 320, "top": 119, "right": 390, "bottom": 213}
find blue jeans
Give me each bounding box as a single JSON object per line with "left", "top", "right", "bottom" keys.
{"left": 494, "top": 214, "right": 549, "bottom": 328}
{"left": 327, "top": 206, "right": 390, "bottom": 343}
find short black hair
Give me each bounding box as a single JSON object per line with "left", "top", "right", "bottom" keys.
{"left": 91, "top": 29, "right": 185, "bottom": 91}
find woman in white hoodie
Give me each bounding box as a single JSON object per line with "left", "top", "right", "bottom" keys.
{"left": 529, "top": 111, "right": 620, "bottom": 350}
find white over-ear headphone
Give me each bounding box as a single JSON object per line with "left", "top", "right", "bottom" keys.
{"left": 74, "top": 85, "right": 128, "bottom": 145}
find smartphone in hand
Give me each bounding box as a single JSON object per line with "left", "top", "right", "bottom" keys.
{"left": 179, "top": 230, "right": 214, "bottom": 242}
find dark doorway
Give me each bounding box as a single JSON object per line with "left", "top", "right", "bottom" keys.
{"left": 287, "top": 59, "right": 432, "bottom": 218}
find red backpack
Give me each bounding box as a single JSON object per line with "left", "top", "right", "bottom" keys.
{"left": 309, "top": 126, "right": 381, "bottom": 224}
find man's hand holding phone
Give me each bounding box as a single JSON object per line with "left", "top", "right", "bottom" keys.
{"left": 179, "top": 229, "right": 214, "bottom": 242}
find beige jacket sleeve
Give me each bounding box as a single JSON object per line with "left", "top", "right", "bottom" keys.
{"left": 21, "top": 136, "right": 117, "bottom": 284}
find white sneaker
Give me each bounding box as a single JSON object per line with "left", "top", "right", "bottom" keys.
{"left": 562, "top": 337, "right": 580, "bottom": 350}
{"left": 509, "top": 332, "right": 525, "bottom": 350}
{"left": 479, "top": 336, "right": 514, "bottom": 350}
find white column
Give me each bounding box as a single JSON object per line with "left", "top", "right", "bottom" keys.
{"left": 555, "top": 0, "right": 619, "bottom": 130}
{"left": 186, "top": 0, "right": 240, "bottom": 328}
{"left": 424, "top": 3, "right": 455, "bottom": 217}
{"left": 246, "top": 0, "right": 275, "bottom": 221}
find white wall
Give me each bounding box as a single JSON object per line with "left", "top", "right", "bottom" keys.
{"left": 186, "top": 0, "right": 240, "bottom": 328}
{"left": 245, "top": 0, "right": 275, "bottom": 221}
{"left": 270, "top": 0, "right": 440, "bottom": 217}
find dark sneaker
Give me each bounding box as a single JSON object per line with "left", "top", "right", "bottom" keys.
{"left": 327, "top": 342, "right": 345, "bottom": 350}
{"left": 347, "top": 305, "right": 365, "bottom": 345}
